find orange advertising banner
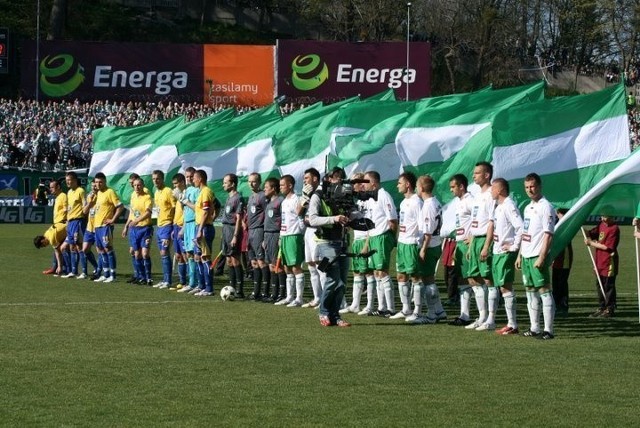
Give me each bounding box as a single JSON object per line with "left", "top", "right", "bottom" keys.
{"left": 203, "top": 45, "right": 275, "bottom": 107}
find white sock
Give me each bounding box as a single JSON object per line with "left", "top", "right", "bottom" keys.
{"left": 286, "top": 274, "right": 295, "bottom": 301}
{"left": 426, "top": 283, "right": 444, "bottom": 318}
{"left": 540, "top": 291, "right": 555, "bottom": 334}
{"left": 503, "top": 291, "right": 517, "bottom": 328}
{"left": 398, "top": 281, "right": 411, "bottom": 314}
{"left": 295, "top": 273, "right": 305, "bottom": 302}
{"left": 430, "top": 284, "right": 446, "bottom": 315}
{"left": 376, "top": 277, "right": 386, "bottom": 311}
{"left": 460, "top": 286, "right": 471, "bottom": 320}
{"left": 381, "top": 275, "right": 395, "bottom": 312}
{"left": 308, "top": 265, "right": 322, "bottom": 301}
{"left": 413, "top": 281, "right": 424, "bottom": 315}
{"left": 473, "top": 285, "right": 487, "bottom": 323}
{"left": 486, "top": 287, "right": 499, "bottom": 325}
{"left": 365, "top": 276, "right": 376, "bottom": 310}
{"left": 526, "top": 290, "right": 541, "bottom": 333}
{"left": 352, "top": 275, "right": 364, "bottom": 309}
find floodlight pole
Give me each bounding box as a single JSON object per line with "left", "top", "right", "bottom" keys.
{"left": 406, "top": 2, "right": 412, "bottom": 101}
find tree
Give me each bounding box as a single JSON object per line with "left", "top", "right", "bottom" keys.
{"left": 47, "top": 0, "right": 67, "bottom": 40}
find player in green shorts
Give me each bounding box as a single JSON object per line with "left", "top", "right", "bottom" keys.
{"left": 516, "top": 173, "right": 556, "bottom": 340}
{"left": 390, "top": 172, "right": 424, "bottom": 320}
{"left": 490, "top": 178, "right": 524, "bottom": 335}
{"left": 465, "top": 162, "right": 495, "bottom": 331}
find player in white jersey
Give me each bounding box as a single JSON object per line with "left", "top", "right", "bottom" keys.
{"left": 407, "top": 175, "right": 447, "bottom": 324}
{"left": 516, "top": 173, "right": 556, "bottom": 340}
{"left": 275, "top": 175, "right": 306, "bottom": 306}
{"left": 340, "top": 172, "right": 373, "bottom": 314}
{"left": 361, "top": 171, "right": 398, "bottom": 316}
{"left": 300, "top": 167, "right": 324, "bottom": 308}
{"left": 390, "top": 172, "right": 423, "bottom": 320}
{"left": 489, "top": 178, "right": 523, "bottom": 335}
{"left": 466, "top": 162, "right": 496, "bottom": 331}
{"left": 447, "top": 174, "right": 476, "bottom": 326}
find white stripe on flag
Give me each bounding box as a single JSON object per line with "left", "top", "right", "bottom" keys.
{"left": 343, "top": 143, "right": 402, "bottom": 183}
{"left": 179, "top": 149, "right": 229, "bottom": 182}
{"left": 237, "top": 138, "right": 277, "bottom": 177}
{"left": 179, "top": 138, "right": 277, "bottom": 181}
{"left": 329, "top": 127, "right": 365, "bottom": 154}
{"left": 279, "top": 148, "right": 330, "bottom": 190}
{"left": 89, "top": 145, "right": 180, "bottom": 177}
{"left": 395, "top": 123, "right": 491, "bottom": 166}
{"left": 493, "top": 116, "right": 630, "bottom": 180}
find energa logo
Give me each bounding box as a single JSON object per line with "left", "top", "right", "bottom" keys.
{"left": 39, "top": 53, "right": 85, "bottom": 97}
{"left": 291, "top": 54, "right": 328, "bottom": 91}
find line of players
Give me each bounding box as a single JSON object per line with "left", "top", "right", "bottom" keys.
{"left": 34, "top": 162, "right": 556, "bottom": 338}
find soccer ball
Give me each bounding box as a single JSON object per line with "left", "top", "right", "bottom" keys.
{"left": 220, "top": 286, "right": 236, "bottom": 301}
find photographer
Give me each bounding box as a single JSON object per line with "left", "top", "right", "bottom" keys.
{"left": 307, "top": 168, "right": 352, "bottom": 327}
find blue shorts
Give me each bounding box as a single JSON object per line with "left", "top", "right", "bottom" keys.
{"left": 65, "top": 219, "right": 84, "bottom": 245}
{"left": 129, "top": 226, "right": 153, "bottom": 251}
{"left": 173, "top": 224, "right": 185, "bottom": 254}
{"left": 83, "top": 230, "right": 95, "bottom": 245}
{"left": 156, "top": 224, "right": 173, "bottom": 251}
{"left": 183, "top": 221, "right": 196, "bottom": 253}
{"left": 95, "top": 225, "right": 114, "bottom": 251}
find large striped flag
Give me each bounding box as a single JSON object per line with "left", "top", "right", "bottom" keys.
{"left": 176, "top": 103, "right": 283, "bottom": 199}
{"left": 547, "top": 148, "right": 640, "bottom": 323}
{"left": 550, "top": 148, "right": 639, "bottom": 261}
{"left": 395, "top": 81, "right": 545, "bottom": 201}
{"left": 325, "top": 81, "right": 545, "bottom": 198}
{"left": 491, "top": 83, "right": 630, "bottom": 210}
{"left": 90, "top": 115, "right": 185, "bottom": 200}
{"left": 90, "top": 109, "right": 235, "bottom": 200}
{"left": 273, "top": 96, "right": 359, "bottom": 188}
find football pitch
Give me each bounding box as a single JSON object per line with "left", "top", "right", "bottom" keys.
{"left": 1, "top": 224, "right": 638, "bottom": 426}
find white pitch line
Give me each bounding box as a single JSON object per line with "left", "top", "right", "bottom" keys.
{"left": 0, "top": 300, "right": 216, "bottom": 307}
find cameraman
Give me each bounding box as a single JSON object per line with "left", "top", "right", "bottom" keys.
{"left": 307, "top": 167, "right": 351, "bottom": 327}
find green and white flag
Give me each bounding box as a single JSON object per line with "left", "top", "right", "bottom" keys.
{"left": 394, "top": 81, "right": 545, "bottom": 202}
{"left": 90, "top": 109, "right": 236, "bottom": 201}
{"left": 176, "top": 103, "right": 283, "bottom": 198}
{"left": 550, "top": 148, "right": 640, "bottom": 261}
{"left": 90, "top": 115, "right": 185, "bottom": 200}
{"left": 491, "top": 83, "right": 630, "bottom": 209}
{"left": 275, "top": 97, "right": 358, "bottom": 186}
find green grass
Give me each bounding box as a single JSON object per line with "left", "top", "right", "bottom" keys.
{"left": 1, "top": 224, "right": 639, "bottom": 427}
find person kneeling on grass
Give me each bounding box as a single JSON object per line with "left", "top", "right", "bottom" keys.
{"left": 34, "top": 223, "right": 68, "bottom": 275}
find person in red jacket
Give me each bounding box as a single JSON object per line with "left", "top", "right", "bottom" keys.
{"left": 584, "top": 208, "right": 619, "bottom": 318}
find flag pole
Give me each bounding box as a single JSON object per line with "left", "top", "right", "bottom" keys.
{"left": 580, "top": 227, "right": 606, "bottom": 299}
{"left": 635, "top": 225, "right": 640, "bottom": 323}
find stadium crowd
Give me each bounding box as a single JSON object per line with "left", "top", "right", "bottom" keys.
{"left": 34, "top": 160, "right": 622, "bottom": 336}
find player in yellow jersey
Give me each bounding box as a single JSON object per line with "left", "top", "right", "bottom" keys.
{"left": 192, "top": 169, "right": 219, "bottom": 296}
{"left": 122, "top": 177, "right": 154, "bottom": 286}
{"left": 87, "top": 172, "right": 124, "bottom": 283}
{"left": 125, "top": 173, "right": 151, "bottom": 283}
{"left": 34, "top": 223, "right": 68, "bottom": 274}
{"left": 60, "top": 172, "right": 86, "bottom": 278}
{"left": 80, "top": 179, "right": 101, "bottom": 279}
{"left": 48, "top": 179, "right": 69, "bottom": 276}
{"left": 152, "top": 170, "right": 176, "bottom": 289}
{"left": 170, "top": 173, "right": 188, "bottom": 290}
